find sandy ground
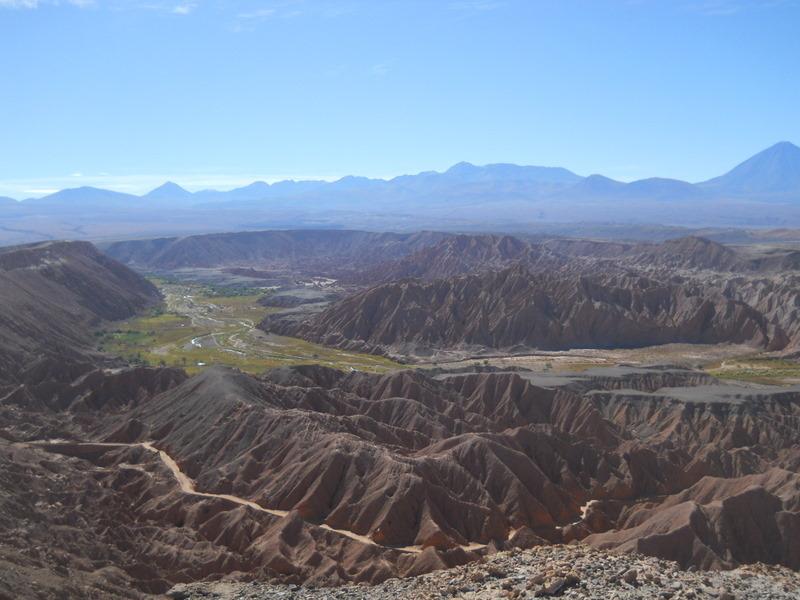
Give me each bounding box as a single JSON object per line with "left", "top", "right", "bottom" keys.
{"left": 416, "top": 342, "right": 760, "bottom": 372}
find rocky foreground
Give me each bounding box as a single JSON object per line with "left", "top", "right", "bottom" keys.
{"left": 168, "top": 545, "right": 800, "bottom": 600}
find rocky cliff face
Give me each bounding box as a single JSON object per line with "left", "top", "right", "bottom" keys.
{"left": 0, "top": 240, "right": 161, "bottom": 379}
{"left": 264, "top": 267, "right": 787, "bottom": 356}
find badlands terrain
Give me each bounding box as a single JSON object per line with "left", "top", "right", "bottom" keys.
{"left": 2, "top": 229, "right": 800, "bottom": 599}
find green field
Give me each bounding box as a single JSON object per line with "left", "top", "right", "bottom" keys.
{"left": 97, "top": 282, "right": 401, "bottom": 375}
{"left": 705, "top": 356, "right": 800, "bottom": 385}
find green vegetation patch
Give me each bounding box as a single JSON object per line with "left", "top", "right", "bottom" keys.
{"left": 97, "top": 281, "right": 401, "bottom": 375}
{"left": 706, "top": 356, "right": 800, "bottom": 385}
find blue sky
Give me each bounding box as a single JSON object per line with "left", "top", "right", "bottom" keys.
{"left": 0, "top": 0, "right": 798, "bottom": 197}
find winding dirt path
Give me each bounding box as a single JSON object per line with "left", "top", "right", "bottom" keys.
{"left": 24, "top": 440, "right": 421, "bottom": 553}
{"left": 22, "top": 439, "right": 548, "bottom": 554}
{"left": 139, "top": 441, "right": 397, "bottom": 550}
{"left": 139, "top": 442, "right": 290, "bottom": 517}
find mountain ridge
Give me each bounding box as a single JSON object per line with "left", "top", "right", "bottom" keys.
{"left": 9, "top": 141, "right": 799, "bottom": 206}
{"left": 700, "top": 141, "right": 800, "bottom": 196}
{"left": 143, "top": 181, "right": 193, "bottom": 201}
{"left": 0, "top": 240, "right": 161, "bottom": 378}
{"left": 262, "top": 265, "right": 787, "bottom": 356}
{"left": 4, "top": 142, "right": 800, "bottom": 245}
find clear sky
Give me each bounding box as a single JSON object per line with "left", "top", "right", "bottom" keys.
{"left": 1, "top": 0, "right": 798, "bottom": 197}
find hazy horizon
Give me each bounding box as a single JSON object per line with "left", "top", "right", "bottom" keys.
{"left": 0, "top": 139, "right": 795, "bottom": 200}
{"left": 2, "top": 0, "right": 798, "bottom": 199}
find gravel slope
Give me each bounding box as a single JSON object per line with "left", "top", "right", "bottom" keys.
{"left": 168, "top": 545, "right": 800, "bottom": 600}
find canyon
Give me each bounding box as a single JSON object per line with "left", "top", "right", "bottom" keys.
{"left": 1, "top": 231, "right": 800, "bottom": 599}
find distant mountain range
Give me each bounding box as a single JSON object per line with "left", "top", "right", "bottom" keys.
{"left": 9, "top": 141, "right": 800, "bottom": 207}
{"left": 1, "top": 141, "right": 800, "bottom": 245}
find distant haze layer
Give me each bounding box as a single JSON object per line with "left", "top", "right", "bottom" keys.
{"left": 1, "top": 141, "right": 799, "bottom": 246}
